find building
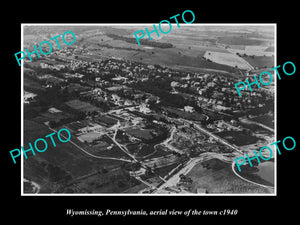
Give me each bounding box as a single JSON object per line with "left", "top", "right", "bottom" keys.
{"left": 129, "top": 168, "right": 146, "bottom": 177}
{"left": 184, "top": 106, "right": 195, "bottom": 113}
{"left": 78, "top": 123, "right": 104, "bottom": 133}
{"left": 48, "top": 107, "right": 62, "bottom": 114}
{"left": 139, "top": 103, "right": 151, "bottom": 114}
{"left": 24, "top": 91, "right": 37, "bottom": 104}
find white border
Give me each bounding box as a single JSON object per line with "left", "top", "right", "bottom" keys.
{"left": 21, "top": 23, "right": 277, "bottom": 196}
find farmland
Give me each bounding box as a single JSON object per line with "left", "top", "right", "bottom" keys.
{"left": 203, "top": 51, "right": 253, "bottom": 70}
{"left": 241, "top": 55, "right": 274, "bottom": 69}
{"left": 75, "top": 27, "right": 242, "bottom": 74}
{"left": 217, "top": 36, "right": 269, "bottom": 46}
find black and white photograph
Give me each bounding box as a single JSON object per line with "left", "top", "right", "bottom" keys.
{"left": 22, "top": 24, "right": 275, "bottom": 195}
{"left": 3, "top": 3, "right": 298, "bottom": 224}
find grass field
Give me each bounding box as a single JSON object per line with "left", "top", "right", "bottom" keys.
{"left": 24, "top": 77, "right": 45, "bottom": 92}
{"left": 214, "top": 130, "right": 262, "bottom": 146}
{"left": 234, "top": 161, "right": 274, "bottom": 187}
{"left": 77, "top": 28, "right": 241, "bottom": 74}
{"left": 23, "top": 119, "right": 124, "bottom": 193}
{"left": 242, "top": 56, "right": 274, "bottom": 68}
{"left": 250, "top": 114, "right": 274, "bottom": 129}
{"left": 204, "top": 51, "right": 253, "bottom": 70}
{"left": 88, "top": 144, "right": 132, "bottom": 160}
{"left": 186, "top": 158, "right": 272, "bottom": 193}
{"left": 162, "top": 106, "right": 206, "bottom": 121}
{"left": 218, "top": 36, "right": 267, "bottom": 46}
{"left": 65, "top": 99, "right": 99, "bottom": 112}
{"left": 125, "top": 128, "right": 154, "bottom": 140}
{"left": 77, "top": 132, "right": 102, "bottom": 143}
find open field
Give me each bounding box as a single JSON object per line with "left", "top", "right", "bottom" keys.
{"left": 250, "top": 114, "right": 274, "bottom": 129}
{"left": 77, "top": 132, "right": 103, "bottom": 143}
{"left": 65, "top": 99, "right": 99, "bottom": 112}
{"left": 154, "top": 163, "right": 181, "bottom": 178}
{"left": 242, "top": 56, "right": 274, "bottom": 69}
{"left": 214, "top": 130, "right": 262, "bottom": 146}
{"left": 24, "top": 77, "right": 45, "bottom": 92}
{"left": 126, "top": 143, "right": 157, "bottom": 158}
{"left": 186, "top": 158, "right": 272, "bottom": 193}
{"left": 234, "top": 161, "right": 274, "bottom": 187}
{"left": 23, "top": 120, "right": 124, "bottom": 193}
{"left": 88, "top": 144, "right": 133, "bottom": 160}
{"left": 33, "top": 113, "right": 72, "bottom": 123}
{"left": 217, "top": 36, "right": 269, "bottom": 46}
{"left": 24, "top": 25, "right": 274, "bottom": 76}
{"left": 70, "top": 167, "right": 138, "bottom": 193}
{"left": 125, "top": 128, "right": 154, "bottom": 140}
{"left": 230, "top": 45, "right": 274, "bottom": 56}
{"left": 162, "top": 106, "right": 207, "bottom": 121}
{"left": 76, "top": 27, "right": 242, "bottom": 74}
{"left": 204, "top": 51, "right": 253, "bottom": 70}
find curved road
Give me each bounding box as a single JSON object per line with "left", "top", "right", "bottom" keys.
{"left": 47, "top": 126, "right": 132, "bottom": 163}
{"left": 231, "top": 161, "right": 274, "bottom": 190}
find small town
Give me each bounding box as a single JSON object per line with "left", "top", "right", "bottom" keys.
{"left": 23, "top": 25, "right": 275, "bottom": 194}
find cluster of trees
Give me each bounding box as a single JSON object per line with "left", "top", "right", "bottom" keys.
{"left": 106, "top": 33, "right": 173, "bottom": 48}
{"left": 48, "top": 111, "right": 85, "bottom": 128}
{"left": 131, "top": 78, "right": 191, "bottom": 108}
{"left": 96, "top": 43, "right": 146, "bottom": 52}
{"left": 236, "top": 52, "right": 255, "bottom": 58}
{"left": 79, "top": 93, "right": 114, "bottom": 112}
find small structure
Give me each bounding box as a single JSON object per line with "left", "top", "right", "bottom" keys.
{"left": 184, "top": 106, "right": 195, "bottom": 113}
{"left": 48, "top": 107, "right": 62, "bottom": 114}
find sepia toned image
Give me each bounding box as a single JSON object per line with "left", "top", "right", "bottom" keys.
{"left": 22, "top": 24, "right": 275, "bottom": 195}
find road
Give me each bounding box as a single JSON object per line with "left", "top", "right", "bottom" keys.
{"left": 231, "top": 161, "right": 274, "bottom": 190}
{"left": 153, "top": 152, "right": 223, "bottom": 193}
{"left": 47, "top": 125, "right": 132, "bottom": 163}
{"left": 239, "top": 117, "right": 274, "bottom": 132}
{"left": 24, "top": 178, "right": 41, "bottom": 194}
{"left": 106, "top": 120, "right": 138, "bottom": 162}
{"left": 155, "top": 126, "right": 184, "bottom": 154}
{"left": 180, "top": 119, "right": 243, "bottom": 154}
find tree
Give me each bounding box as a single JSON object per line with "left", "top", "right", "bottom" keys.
{"left": 48, "top": 120, "right": 57, "bottom": 128}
